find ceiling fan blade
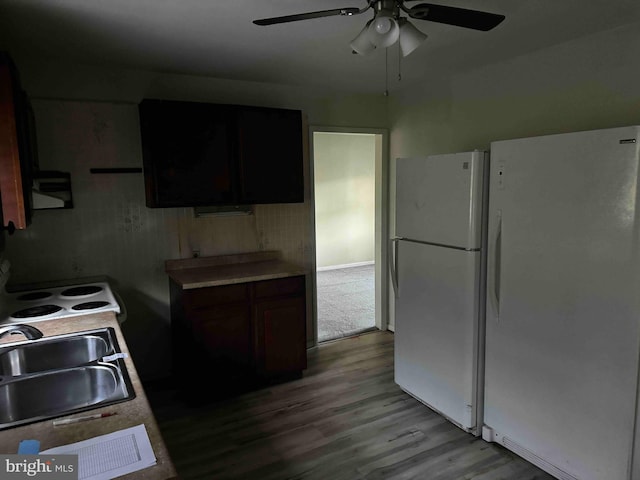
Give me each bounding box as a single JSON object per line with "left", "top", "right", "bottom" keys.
{"left": 407, "top": 3, "right": 505, "bottom": 31}
{"left": 253, "top": 7, "right": 363, "bottom": 26}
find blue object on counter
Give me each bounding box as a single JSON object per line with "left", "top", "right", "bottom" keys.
{"left": 18, "top": 440, "right": 40, "bottom": 454}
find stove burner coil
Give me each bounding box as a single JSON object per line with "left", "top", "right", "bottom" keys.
{"left": 11, "top": 304, "right": 63, "bottom": 318}
{"left": 71, "top": 301, "right": 111, "bottom": 311}
{"left": 16, "top": 291, "right": 53, "bottom": 301}
{"left": 60, "top": 285, "right": 103, "bottom": 297}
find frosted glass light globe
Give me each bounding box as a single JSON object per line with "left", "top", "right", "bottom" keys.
{"left": 373, "top": 16, "right": 392, "bottom": 34}
{"left": 367, "top": 13, "right": 400, "bottom": 48}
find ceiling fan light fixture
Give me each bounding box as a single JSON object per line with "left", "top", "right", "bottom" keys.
{"left": 398, "top": 18, "right": 427, "bottom": 57}
{"left": 367, "top": 12, "right": 399, "bottom": 48}
{"left": 350, "top": 20, "right": 376, "bottom": 55}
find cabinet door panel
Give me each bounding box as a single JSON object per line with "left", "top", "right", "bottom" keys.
{"left": 236, "top": 107, "right": 303, "bottom": 204}
{"left": 140, "top": 99, "right": 236, "bottom": 207}
{"left": 255, "top": 297, "right": 306, "bottom": 374}
{"left": 193, "top": 304, "right": 252, "bottom": 368}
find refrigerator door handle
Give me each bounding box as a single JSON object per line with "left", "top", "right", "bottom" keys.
{"left": 491, "top": 211, "right": 502, "bottom": 319}
{"left": 390, "top": 238, "right": 400, "bottom": 298}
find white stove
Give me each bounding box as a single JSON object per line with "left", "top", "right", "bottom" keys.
{"left": 0, "top": 281, "right": 123, "bottom": 325}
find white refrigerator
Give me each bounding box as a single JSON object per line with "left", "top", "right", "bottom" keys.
{"left": 392, "top": 150, "right": 488, "bottom": 435}
{"left": 483, "top": 125, "right": 640, "bottom": 480}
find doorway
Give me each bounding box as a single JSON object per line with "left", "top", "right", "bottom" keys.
{"left": 309, "top": 127, "right": 389, "bottom": 345}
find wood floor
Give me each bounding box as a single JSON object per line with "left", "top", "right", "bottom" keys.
{"left": 144, "top": 331, "right": 555, "bottom": 480}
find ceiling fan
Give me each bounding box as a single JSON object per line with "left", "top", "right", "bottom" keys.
{"left": 253, "top": 1, "right": 505, "bottom": 57}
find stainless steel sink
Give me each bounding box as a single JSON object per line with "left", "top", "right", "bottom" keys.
{"left": 0, "top": 327, "right": 136, "bottom": 430}
{"left": 0, "top": 365, "right": 129, "bottom": 426}
{"left": 0, "top": 334, "right": 111, "bottom": 376}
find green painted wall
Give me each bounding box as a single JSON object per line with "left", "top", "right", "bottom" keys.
{"left": 313, "top": 132, "right": 376, "bottom": 269}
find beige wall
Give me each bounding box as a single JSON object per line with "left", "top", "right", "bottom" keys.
{"left": 313, "top": 132, "right": 376, "bottom": 269}
{"left": 2, "top": 59, "right": 388, "bottom": 379}
{"left": 387, "top": 21, "right": 640, "bottom": 329}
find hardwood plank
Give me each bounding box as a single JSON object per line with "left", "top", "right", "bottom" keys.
{"left": 145, "top": 331, "right": 555, "bottom": 480}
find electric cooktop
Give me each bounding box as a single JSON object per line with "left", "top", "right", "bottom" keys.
{"left": 0, "top": 281, "right": 121, "bottom": 324}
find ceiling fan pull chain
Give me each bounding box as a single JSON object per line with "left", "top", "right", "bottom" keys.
{"left": 398, "top": 41, "right": 402, "bottom": 82}
{"left": 384, "top": 48, "right": 389, "bottom": 96}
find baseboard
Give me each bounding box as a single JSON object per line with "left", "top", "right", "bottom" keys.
{"left": 316, "top": 261, "right": 374, "bottom": 272}
{"left": 319, "top": 326, "right": 379, "bottom": 344}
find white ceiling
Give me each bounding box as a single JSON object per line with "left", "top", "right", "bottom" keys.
{"left": 1, "top": 0, "right": 640, "bottom": 94}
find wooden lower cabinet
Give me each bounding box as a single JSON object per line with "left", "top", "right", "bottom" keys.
{"left": 170, "top": 275, "right": 307, "bottom": 393}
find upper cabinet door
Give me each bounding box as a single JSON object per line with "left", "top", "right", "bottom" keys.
{"left": 236, "top": 106, "right": 304, "bottom": 205}
{"left": 139, "top": 99, "right": 236, "bottom": 207}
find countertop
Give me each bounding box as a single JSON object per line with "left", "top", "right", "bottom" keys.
{"left": 0, "top": 312, "right": 178, "bottom": 480}
{"left": 165, "top": 251, "right": 307, "bottom": 290}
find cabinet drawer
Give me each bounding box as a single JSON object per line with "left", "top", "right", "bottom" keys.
{"left": 254, "top": 276, "right": 305, "bottom": 299}
{"left": 184, "top": 283, "right": 249, "bottom": 310}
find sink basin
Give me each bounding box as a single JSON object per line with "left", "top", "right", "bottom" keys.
{"left": 0, "top": 327, "right": 136, "bottom": 430}
{"left": 0, "top": 334, "right": 111, "bottom": 376}
{"left": 0, "top": 365, "right": 128, "bottom": 426}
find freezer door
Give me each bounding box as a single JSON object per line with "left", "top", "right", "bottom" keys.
{"left": 396, "top": 151, "right": 486, "bottom": 249}
{"left": 484, "top": 125, "right": 640, "bottom": 480}
{"left": 394, "top": 239, "right": 482, "bottom": 432}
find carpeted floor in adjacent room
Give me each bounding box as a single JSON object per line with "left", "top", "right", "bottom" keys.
{"left": 316, "top": 263, "right": 375, "bottom": 342}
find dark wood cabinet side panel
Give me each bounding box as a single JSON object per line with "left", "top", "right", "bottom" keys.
{"left": 170, "top": 280, "right": 190, "bottom": 377}
{"left": 0, "top": 56, "right": 29, "bottom": 229}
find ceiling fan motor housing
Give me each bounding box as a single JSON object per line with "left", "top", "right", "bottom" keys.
{"left": 373, "top": 0, "right": 400, "bottom": 19}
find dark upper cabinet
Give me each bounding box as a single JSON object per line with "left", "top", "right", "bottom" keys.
{"left": 0, "top": 52, "right": 37, "bottom": 231}
{"left": 139, "top": 99, "right": 304, "bottom": 208}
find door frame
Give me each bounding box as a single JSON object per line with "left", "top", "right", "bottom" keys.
{"left": 308, "top": 125, "right": 390, "bottom": 347}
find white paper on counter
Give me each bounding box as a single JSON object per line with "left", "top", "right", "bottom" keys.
{"left": 42, "top": 424, "right": 157, "bottom": 480}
